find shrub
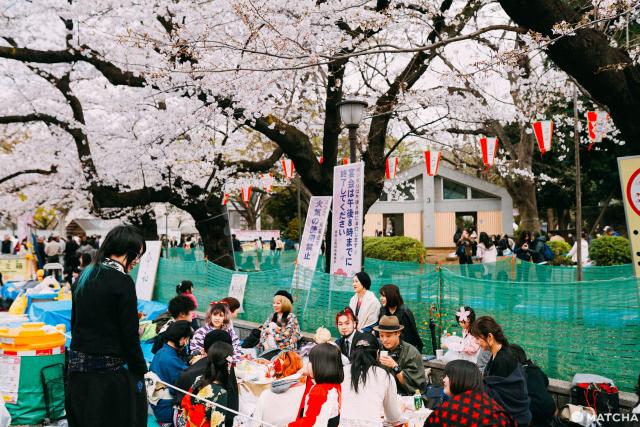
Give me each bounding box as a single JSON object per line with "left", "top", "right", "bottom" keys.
{"left": 589, "top": 236, "right": 631, "bottom": 266}
{"left": 363, "top": 236, "right": 426, "bottom": 262}
{"left": 547, "top": 240, "right": 573, "bottom": 266}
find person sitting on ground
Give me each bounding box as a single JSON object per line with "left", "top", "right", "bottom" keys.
{"left": 258, "top": 290, "right": 301, "bottom": 354}
{"left": 425, "top": 359, "right": 516, "bottom": 427}
{"left": 375, "top": 315, "right": 426, "bottom": 396}
{"left": 252, "top": 351, "right": 307, "bottom": 427}
{"left": 341, "top": 333, "right": 402, "bottom": 426}
{"left": 181, "top": 342, "right": 235, "bottom": 427}
{"left": 441, "top": 306, "right": 480, "bottom": 364}
{"left": 191, "top": 301, "right": 242, "bottom": 363}
{"left": 510, "top": 344, "right": 556, "bottom": 427}
{"left": 149, "top": 320, "right": 193, "bottom": 425}
{"left": 289, "top": 343, "right": 344, "bottom": 427}
{"left": 378, "top": 284, "right": 423, "bottom": 352}
{"left": 176, "top": 331, "right": 239, "bottom": 427}
{"left": 152, "top": 295, "right": 197, "bottom": 354}
{"left": 471, "top": 316, "right": 531, "bottom": 427}
{"left": 349, "top": 271, "right": 381, "bottom": 332}
{"left": 335, "top": 307, "right": 368, "bottom": 360}
{"left": 221, "top": 296, "right": 241, "bottom": 318}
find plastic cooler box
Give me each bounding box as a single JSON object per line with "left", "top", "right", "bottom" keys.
{"left": 0, "top": 322, "right": 66, "bottom": 425}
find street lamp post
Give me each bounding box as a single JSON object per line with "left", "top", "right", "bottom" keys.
{"left": 337, "top": 99, "right": 368, "bottom": 162}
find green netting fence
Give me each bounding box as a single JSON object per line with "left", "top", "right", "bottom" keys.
{"left": 146, "top": 251, "right": 640, "bottom": 392}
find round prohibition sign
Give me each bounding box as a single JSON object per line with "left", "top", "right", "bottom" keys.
{"left": 626, "top": 167, "right": 640, "bottom": 216}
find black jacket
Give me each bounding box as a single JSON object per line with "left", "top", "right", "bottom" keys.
{"left": 379, "top": 305, "right": 423, "bottom": 352}
{"left": 523, "top": 364, "right": 556, "bottom": 426}
{"left": 485, "top": 364, "right": 532, "bottom": 426}
{"left": 70, "top": 265, "right": 147, "bottom": 376}
{"left": 335, "top": 330, "right": 370, "bottom": 359}
{"left": 530, "top": 238, "right": 546, "bottom": 264}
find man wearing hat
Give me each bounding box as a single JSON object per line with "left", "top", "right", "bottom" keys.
{"left": 375, "top": 315, "right": 426, "bottom": 395}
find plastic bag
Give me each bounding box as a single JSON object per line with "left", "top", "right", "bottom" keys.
{"left": 0, "top": 399, "right": 11, "bottom": 427}
{"left": 8, "top": 293, "right": 27, "bottom": 315}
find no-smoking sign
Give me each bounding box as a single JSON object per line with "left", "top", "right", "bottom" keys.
{"left": 618, "top": 156, "right": 640, "bottom": 278}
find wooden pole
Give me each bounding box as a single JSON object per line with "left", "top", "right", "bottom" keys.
{"left": 573, "top": 85, "right": 583, "bottom": 281}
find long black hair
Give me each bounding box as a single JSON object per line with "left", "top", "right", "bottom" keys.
{"left": 197, "top": 341, "right": 234, "bottom": 390}
{"left": 479, "top": 232, "right": 494, "bottom": 249}
{"left": 350, "top": 333, "right": 384, "bottom": 393}
{"left": 74, "top": 225, "right": 145, "bottom": 294}
{"left": 470, "top": 316, "right": 509, "bottom": 346}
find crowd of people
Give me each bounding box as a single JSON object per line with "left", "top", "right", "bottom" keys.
{"left": 452, "top": 225, "right": 626, "bottom": 266}
{"left": 62, "top": 225, "right": 639, "bottom": 427}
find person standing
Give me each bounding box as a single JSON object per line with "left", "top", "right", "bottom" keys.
{"left": 66, "top": 225, "right": 147, "bottom": 427}
{"left": 378, "top": 284, "right": 423, "bottom": 352}
{"left": 349, "top": 272, "right": 381, "bottom": 333}
{"left": 44, "top": 236, "right": 61, "bottom": 264}
{"left": 477, "top": 232, "right": 498, "bottom": 263}
{"left": 270, "top": 237, "right": 277, "bottom": 252}
{"left": 64, "top": 235, "right": 80, "bottom": 284}
{"left": 567, "top": 231, "right": 589, "bottom": 264}
{"left": 455, "top": 229, "right": 474, "bottom": 265}
{"left": 1, "top": 235, "right": 12, "bottom": 254}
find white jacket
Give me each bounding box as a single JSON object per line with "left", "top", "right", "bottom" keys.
{"left": 341, "top": 366, "right": 402, "bottom": 426}
{"left": 476, "top": 243, "right": 497, "bottom": 263}
{"left": 349, "top": 290, "right": 381, "bottom": 330}
{"left": 567, "top": 239, "right": 589, "bottom": 263}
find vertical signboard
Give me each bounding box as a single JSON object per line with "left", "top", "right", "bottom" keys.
{"left": 618, "top": 155, "right": 640, "bottom": 278}
{"left": 228, "top": 274, "right": 248, "bottom": 313}
{"left": 330, "top": 162, "right": 365, "bottom": 277}
{"left": 135, "top": 241, "right": 162, "bottom": 300}
{"left": 292, "top": 196, "right": 332, "bottom": 289}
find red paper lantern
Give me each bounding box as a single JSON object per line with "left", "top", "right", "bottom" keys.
{"left": 385, "top": 156, "right": 399, "bottom": 179}
{"left": 241, "top": 186, "right": 252, "bottom": 206}
{"left": 586, "top": 111, "right": 609, "bottom": 150}
{"left": 281, "top": 159, "right": 295, "bottom": 179}
{"left": 532, "top": 120, "right": 553, "bottom": 154}
{"left": 479, "top": 137, "right": 499, "bottom": 169}
{"left": 424, "top": 151, "right": 441, "bottom": 176}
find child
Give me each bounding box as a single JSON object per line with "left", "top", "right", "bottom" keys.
{"left": 289, "top": 343, "right": 343, "bottom": 427}
{"left": 441, "top": 306, "right": 480, "bottom": 364}
{"left": 176, "top": 280, "right": 198, "bottom": 309}
{"left": 191, "top": 301, "right": 242, "bottom": 363}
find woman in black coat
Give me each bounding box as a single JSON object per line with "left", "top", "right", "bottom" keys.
{"left": 378, "top": 284, "right": 423, "bottom": 352}
{"left": 66, "top": 225, "right": 148, "bottom": 427}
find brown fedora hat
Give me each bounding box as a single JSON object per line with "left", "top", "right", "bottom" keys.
{"left": 373, "top": 315, "right": 404, "bottom": 332}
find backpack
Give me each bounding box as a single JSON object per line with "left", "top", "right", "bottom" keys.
{"left": 543, "top": 243, "right": 555, "bottom": 261}
{"left": 570, "top": 375, "right": 619, "bottom": 427}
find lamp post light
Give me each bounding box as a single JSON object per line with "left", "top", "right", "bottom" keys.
{"left": 337, "top": 99, "right": 368, "bottom": 163}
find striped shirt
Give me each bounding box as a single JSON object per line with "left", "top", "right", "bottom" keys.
{"left": 190, "top": 322, "right": 242, "bottom": 363}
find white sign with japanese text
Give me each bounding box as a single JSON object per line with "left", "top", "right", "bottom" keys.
{"left": 292, "top": 196, "right": 332, "bottom": 290}
{"left": 330, "top": 162, "right": 365, "bottom": 277}
{"left": 135, "top": 241, "right": 162, "bottom": 300}
{"left": 228, "top": 274, "right": 248, "bottom": 313}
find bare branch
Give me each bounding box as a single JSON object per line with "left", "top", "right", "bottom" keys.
{"left": 0, "top": 165, "right": 57, "bottom": 185}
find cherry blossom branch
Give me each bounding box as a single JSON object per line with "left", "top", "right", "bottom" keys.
{"left": 0, "top": 165, "right": 58, "bottom": 185}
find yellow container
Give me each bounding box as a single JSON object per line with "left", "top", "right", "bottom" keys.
{"left": 0, "top": 322, "right": 66, "bottom": 352}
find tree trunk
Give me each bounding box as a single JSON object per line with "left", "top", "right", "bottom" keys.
{"left": 546, "top": 208, "right": 555, "bottom": 231}
{"left": 505, "top": 178, "right": 540, "bottom": 232}
{"left": 187, "top": 203, "right": 235, "bottom": 269}
{"left": 126, "top": 210, "right": 159, "bottom": 240}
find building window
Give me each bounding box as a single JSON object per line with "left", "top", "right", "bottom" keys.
{"left": 471, "top": 188, "right": 498, "bottom": 199}
{"left": 443, "top": 178, "right": 467, "bottom": 200}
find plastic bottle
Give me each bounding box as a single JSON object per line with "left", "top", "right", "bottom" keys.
{"left": 414, "top": 389, "right": 423, "bottom": 410}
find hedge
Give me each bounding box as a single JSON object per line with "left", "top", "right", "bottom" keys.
{"left": 363, "top": 236, "right": 427, "bottom": 262}
{"left": 547, "top": 240, "right": 573, "bottom": 266}
{"left": 589, "top": 236, "right": 632, "bottom": 266}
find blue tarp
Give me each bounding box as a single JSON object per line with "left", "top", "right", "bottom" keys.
{"left": 28, "top": 299, "right": 168, "bottom": 331}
